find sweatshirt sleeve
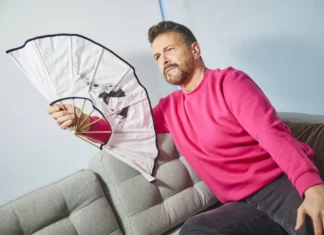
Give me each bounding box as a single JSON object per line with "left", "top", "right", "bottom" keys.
{"left": 152, "top": 100, "right": 170, "bottom": 133}
{"left": 222, "top": 70, "right": 323, "bottom": 197}
{"left": 84, "top": 116, "right": 111, "bottom": 144}
{"left": 84, "top": 101, "right": 168, "bottom": 144}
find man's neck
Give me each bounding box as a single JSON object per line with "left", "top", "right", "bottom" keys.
{"left": 180, "top": 64, "right": 207, "bottom": 93}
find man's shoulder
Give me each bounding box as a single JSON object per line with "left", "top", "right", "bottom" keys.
{"left": 208, "top": 66, "right": 245, "bottom": 76}
{"left": 207, "top": 66, "right": 252, "bottom": 85}
{"left": 154, "top": 89, "right": 181, "bottom": 108}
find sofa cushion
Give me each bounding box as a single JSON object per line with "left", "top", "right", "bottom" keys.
{"left": 89, "top": 133, "right": 218, "bottom": 235}
{"left": 0, "top": 170, "right": 123, "bottom": 235}
{"left": 278, "top": 112, "right": 324, "bottom": 179}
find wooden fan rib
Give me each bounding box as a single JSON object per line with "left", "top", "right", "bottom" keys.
{"left": 75, "top": 131, "right": 111, "bottom": 134}
{"left": 76, "top": 99, "right": 86, "bottom": 130}
{"left": 80, "top": 135, "right": 105, "bottom": 145}
{"left": 78, "top": 109, "right": 95, "bottom": 130}
{"left": 75, "top": 134, "right": 100, "bottom": 149}
{"left": 79, "top": 118, "right": 103, "bottom": 131}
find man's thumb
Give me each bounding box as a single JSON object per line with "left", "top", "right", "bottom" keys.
{"left": 295, "top": 207, "right": 306, "bottom": 230}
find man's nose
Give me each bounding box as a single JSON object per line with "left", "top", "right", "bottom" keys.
{"left": 162, "top": 55, "right": 170, "bottom": 66}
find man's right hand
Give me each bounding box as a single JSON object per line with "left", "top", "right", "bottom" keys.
{"left": 47, "top": 103, "right": 91, "bottom": 131}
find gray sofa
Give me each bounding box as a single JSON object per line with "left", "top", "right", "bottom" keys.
{"left": 1, "top": 112, "right": 324, "bottom": 235}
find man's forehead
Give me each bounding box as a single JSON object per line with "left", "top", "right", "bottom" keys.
{"left": 152, "top": 32, "right": 180, "bottom": 52}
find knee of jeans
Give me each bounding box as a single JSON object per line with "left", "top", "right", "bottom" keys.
{"left": 179, "top": 216, "right": 221, "bottom": 235}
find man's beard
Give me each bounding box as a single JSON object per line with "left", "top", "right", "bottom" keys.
{"left": 163, "top": 59, "right": 194, "bottom": 86}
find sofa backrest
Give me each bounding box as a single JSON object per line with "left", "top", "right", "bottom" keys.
{"left": 0, "top": 170, "right": 123, "bottom": 235}
{"left": 278, "top": 112, "right": 324, "bottom": 179}
{"left": 89, "top": 133, "right": 218, "bottom": 235}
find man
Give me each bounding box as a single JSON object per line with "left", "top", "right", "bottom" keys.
{"left": 48, "top": 21, "right": 324, "bottom": 235}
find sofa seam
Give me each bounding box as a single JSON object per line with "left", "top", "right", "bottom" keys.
{"left": 100, "top": 163, "right": 203, "bottom": 219}
{"left": 154, "top": 157, "right": 179, "bottom": 169}
{"left": 0, "top": 169, "right": 89, "bottom": 207}
{"left": 72, "top": 195, "right": 105, "bottom": 215}
{"left": 157, "top": 182, "right": 194, "bottom": 202}
{"left": 161, "top": 201, "right": 172, "bottom": 229}
{"left": 35, "top": 216, "right": 79, "bottom": 234}
{"left": 127, "top": 185, "right": 193, "bottom": 218}
{"left": 108, "top": 227, "right": 122, "bottom": 235}
{"left": 100, "top": 152, "right": 134, "bottom": 235}
{"left": 10, "top": 205, "right": 25, "bottom": 235}
{"left": 53, "top": 184, "right": 69, "bottom": 215}
{"left": 68, "top": 216, "right": 78, "bottom": 234}
{"left": 112, "top": 173, "right": 142, "bottom": 185}
{"left": 53, "top": 185, "right": 79, "bottom": 234}
{"left": 34, "top": 197, "right": 104, "bottom": 235}
{"left": 28, "top": 184, "right": 83, "bottom": 235}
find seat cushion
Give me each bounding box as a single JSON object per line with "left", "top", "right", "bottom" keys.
{"left": 0, "top": 170, "right": 123, "bottom": 235}
{"left": 89, "top": 133, "right": 218, "bottom": 235}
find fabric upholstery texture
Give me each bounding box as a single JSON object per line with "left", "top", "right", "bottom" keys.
{"left": 0, "top": 170, "right": 123, "bottom": 235}
{"left": 89, "top": 133, "right": 218, "bottom": 235}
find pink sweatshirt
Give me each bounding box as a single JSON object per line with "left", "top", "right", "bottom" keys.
{"left": 88, "top": 67, "right": 323, "bottom": 203}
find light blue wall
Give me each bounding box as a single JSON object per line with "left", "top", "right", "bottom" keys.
{"left": 166, "top": 0, "right": 324, "bottom": 114}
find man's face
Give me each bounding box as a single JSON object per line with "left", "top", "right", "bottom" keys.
{"left": 152, "top": 32, "right": 195, "bottom": 85}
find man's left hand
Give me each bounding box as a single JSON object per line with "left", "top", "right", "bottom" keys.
{"left": 296, "top": 184, "right": 324, "bottom": 235}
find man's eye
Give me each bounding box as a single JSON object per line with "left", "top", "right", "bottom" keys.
{"left": 167, "top": 47, "right": 174, "bottom": 51}
{"left": 155, "top": 55, "right": 160, "bottom": 61}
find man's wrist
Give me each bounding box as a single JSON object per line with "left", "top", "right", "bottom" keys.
{"left": 304, "top": 184, "right": 324, "bottom": 198}
{"left": 294, "top": 171, "right": 323, "bottom": 198}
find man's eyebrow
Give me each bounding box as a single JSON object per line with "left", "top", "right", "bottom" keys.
{"left": 163, "top": 44, "right": 175, "bottom": 50}
{"left": 153, "top": 44, "right": 175, "bottom": 58}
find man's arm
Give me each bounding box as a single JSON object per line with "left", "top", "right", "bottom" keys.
{"left": 152, "top": 99, "right": 170, "bottom": 133}
{"left": 48, "top": 100, "right": 169, "bottom": 144}
{"left": 222, "top": 70, "right": 322, "bottom": 197}
{"left": 222, "top": 70, "right": 324, "bottom": 233}
{"left": 87, "top": 100, "right": 170, "bottom": 142}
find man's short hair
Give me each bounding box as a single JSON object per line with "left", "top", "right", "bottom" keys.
{"left": 148, "top": 21, "right": 197, "bottom": 46}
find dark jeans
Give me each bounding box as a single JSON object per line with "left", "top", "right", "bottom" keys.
{"left": 179, "top": 174, "right": 314, "bottom": 235}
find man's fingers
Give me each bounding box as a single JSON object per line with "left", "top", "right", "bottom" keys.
{"left": 47, "top": 105, "right": 60, "bottom": 114}
{"left": 48, "top": 103, "right": 78, "bottom": 130}
{"left": 295, "top": 207, "right": 306, "bottom": 230}
{"left": 52, "top": 110, "right": 70, "bottom": 119}
{"left": 48, "top": 103, "right": 80, "bottom": 130}
{"left": 312, "top": 215, "right": 323, "bottom": 235}
{"left": 48, "top": 104, "right": 80, "bottom": 116}
{"left": 56, "top": 114, "right": 75, "bottom": 126}
{"left": 60, "top": 120, "right": 73, "bottom": 129}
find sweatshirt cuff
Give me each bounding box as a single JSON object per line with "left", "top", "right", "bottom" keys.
{"left": 294, "top": 171, "right": 323, "bottom": 198}
{"left": 89, "top": 116, "right": 100, "bottom": 131}
{"left": 84, "top": 116, "right": 111, "bottom": 144}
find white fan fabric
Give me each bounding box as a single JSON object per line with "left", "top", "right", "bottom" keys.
{"left": 7, "top": 34, "right": 158, "bottom": 181}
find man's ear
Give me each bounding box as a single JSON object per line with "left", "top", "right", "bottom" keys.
{"left": 191, "top": 42, "right": 201, "bottom": 59}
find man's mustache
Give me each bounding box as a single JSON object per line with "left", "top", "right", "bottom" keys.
{"left": 164, "top": 64, "right": 178, "bottom": 75}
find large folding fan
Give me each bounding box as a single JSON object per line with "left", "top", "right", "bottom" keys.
{"left": 6, "top": 34, "right": 158, "bottom": 181}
